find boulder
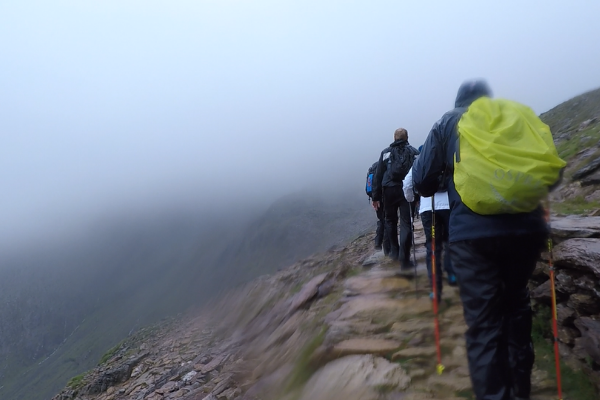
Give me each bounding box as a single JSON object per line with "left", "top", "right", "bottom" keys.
{"left": 558, "top": 326, "right": 580, "bottom": 345}
{"left": 572, "top": 156, "right": 600, "bottom": 180}
{"left": 554, "top": 238, "right": 600, "bottom": 277}
{"left": 298, "top": 355, "right": 410, "bottom": 400}
{"left": 531, "top": 280, "right": 551, "bottom": 303}
{"left": 550, "top": 217, "right": 600, "bottom": 241}
{"left": 556, "top": 304, "right": 576, "bottom": 326}
{"left": 567, "top": 293, "right": 600, "bottom": 315}
{"left": 574, "top": 317, "right": 600, "bottom": 364}
{"left": 331, "top": 338, "right": 402, "bottom": 357}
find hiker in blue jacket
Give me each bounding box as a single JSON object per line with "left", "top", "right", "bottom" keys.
{"left": 412, "top": 80, "right": 556, "bottom": 400}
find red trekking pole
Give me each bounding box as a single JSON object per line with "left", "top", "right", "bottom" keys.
{"left": 544, "top": 203, "right": 563, "bottom": 400}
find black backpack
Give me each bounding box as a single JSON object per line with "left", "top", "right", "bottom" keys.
{"left": 388, "top": 145, "right": 415, "bottom": 181}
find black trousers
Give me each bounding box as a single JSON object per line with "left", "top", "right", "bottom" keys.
{"left": 375, "top": 205, "right": 390, "bottom": 253}
{"left": 450, "top": 234, "right": 545, "bottom": 400}
{"left": 421, "top": 209, "right": 454, "bottom": 296}
{"left": 383, "top": 185, "right": 412, "bottom": 265}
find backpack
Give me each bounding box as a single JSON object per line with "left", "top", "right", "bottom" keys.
{"left": 365, "top": 164, "right": 376, "bottom": 197}
{"left": 454, "top": 97, "right": 566, "bottom": 215}
{"left": 388, "top": 145, "right": 415, "bottom": 182}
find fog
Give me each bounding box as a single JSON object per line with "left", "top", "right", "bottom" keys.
{"left": 1, "top": 0, "right": 599, "bottom": 250}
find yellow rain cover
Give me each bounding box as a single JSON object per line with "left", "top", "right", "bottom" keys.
{"left": 455, "top": 97, "right": 566, "bottom": 215}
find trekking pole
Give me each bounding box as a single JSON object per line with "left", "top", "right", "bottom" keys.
{"left": 431, "top": 196, "right": 444, "bottom": 375}
{"left": 544, "top": 201, "right": 563, "bottom": 400}
{"left": 409, "top": 201, "right": 419, "bottom": 298}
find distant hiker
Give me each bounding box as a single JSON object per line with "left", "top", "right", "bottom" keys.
{"left": 413, "top": 79, "right": 565, "bottom": 400}
{"left": 371, "top": 128, "right": 419, "bottom": 270}
{"left": 366, "top": 162, "right": 390, "bottom": 254}
{"left": 403, "top": 165, "right": 456, "bottom": 303}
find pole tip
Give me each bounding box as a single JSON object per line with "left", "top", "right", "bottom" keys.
{"left": 436, "top": 364, "right": 445, "bottom": 375}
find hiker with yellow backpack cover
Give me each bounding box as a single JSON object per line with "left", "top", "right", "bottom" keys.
{"left": 413, "top": 80, "right": 565, "bottom": 400}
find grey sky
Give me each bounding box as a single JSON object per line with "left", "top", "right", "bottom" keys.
{"left": 1, "top": 1, "right": 599, "bottom": 247}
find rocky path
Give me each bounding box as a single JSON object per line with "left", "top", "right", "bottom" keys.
{"left": 53, "top": 220, "right": 582, "bottom": 400}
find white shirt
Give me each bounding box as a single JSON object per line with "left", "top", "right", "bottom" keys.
{"left": 403, "top": 167, "right": 450, "bottom": 214}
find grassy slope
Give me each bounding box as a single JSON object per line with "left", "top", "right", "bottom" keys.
{"left": 540, "top": 86, "right": 600, "bottom": 213}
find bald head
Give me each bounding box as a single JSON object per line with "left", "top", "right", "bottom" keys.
{"left": 394, "top": 128, "right": 408, "bottom": 141}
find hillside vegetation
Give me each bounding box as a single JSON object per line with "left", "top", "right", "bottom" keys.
{"left": 541, "top": 87, "right": 600, "bottom": 213}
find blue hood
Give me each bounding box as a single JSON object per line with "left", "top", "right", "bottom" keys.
{"left": 455, "top": 79, "right": 492, "bottom": 108}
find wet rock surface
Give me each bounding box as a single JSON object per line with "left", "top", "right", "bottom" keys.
{"left": 52, "top": 217, "right": 598, "bottom": 400}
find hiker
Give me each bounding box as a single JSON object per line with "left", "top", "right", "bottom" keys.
{"left": 371, "top": 128, "right": 419, "bottom": 270}
{"left": 412, "top": 80, "right": 565, "bottom": 400}
{"left": 366, "top": 161, "right": 390, "bottom": 254}
{"left": 403, "top": 164, "right": 456, "bottom": 303}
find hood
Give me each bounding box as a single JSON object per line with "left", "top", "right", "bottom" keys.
{"left": 454, "top": 79, "right": 492, "bottom": 108}
{"left": 389, "top": 139, "right": 408, "bottom": 148}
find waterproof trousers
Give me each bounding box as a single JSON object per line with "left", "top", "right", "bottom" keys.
{"left": 421, "top": 209, "right": 454, "bottom": 297}
{"left": 383, "top": 185, "right": 412, "bottom": 266}
{"left": 375, "top": 205, "right": 390, "bottom": 254}
{"left": 450, "top": 234, "right": 545, "bottom": 400}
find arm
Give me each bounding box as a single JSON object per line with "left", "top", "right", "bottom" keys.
{"left": 403, "top": 167, "right": 415, "bottom": 202}
{"left": 413, "top": 119, "right": 450, "bottom": 197}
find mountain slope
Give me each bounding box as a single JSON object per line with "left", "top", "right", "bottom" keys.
{"left": 0, "top": 189, "right": 374, "bottom": 400}
{"left": 541, "top": 86, "right": 600, "bottom": 212}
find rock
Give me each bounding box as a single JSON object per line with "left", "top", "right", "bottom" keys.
{"left": 531, "top": 261, "right": 550, "bottom": 282}
{"left": 391, "top": 346, "right": 437, "bottom": 360}
{"left": 556, "top": 304, "right": 576, "bottom": 326}
{"left": 326, "top": 296, "right": 432, "bottom": 324}
{"left": 558, "top": 326, "right": 580, "bottom": 345}
{"left": 580, "top": 170, "right": 600, "bottom": 187}
{"left": 362, "top": 251, "right": 385, "bottom": 267}
{"left": 574, "top": 274, "right": 600, "bottom": 297}
{"left": 298, "top": 355, "right": 410, "bottom": 400}
{"left": 211, "top": 375, "right": 232, "bottom": 395}
{"left": 331, "top": 338, "right": 402, "bottom": 357}
{"left": 317, "top": 278, "right": 336, "bottom": 298}
{"left": 426, "top": 369, "right": 472, "bottom": 391}
{"left": 201, "top": 355, "right": 227, "bottom": 374}
{"left": 586, "top": 192, "right": 600, "bottom": 203}
{"left": 288, "top": 273, "right": 332, "bottom": 314}
{"left": 567, "top": 293, "right": 600, "bottom": 315}
{"left": 554, "top": 238, "right": 600, "bottom": 277}
{"left": 572, "top": 157, "right": 600, "bottom": 180}
{"left": 573, "top": 317, "right": 600, "bottom": 364}
{"left": 555, "top": 271, "right": 576, "bottom": 295}
{"left": 531, "top": 280, "right": 551, "bottom": 303}
{"left": 85, "top": 352, "right": 149, "bottom": 395}
{"left": 391, "top": 320, "right": 434, "bottom": 334}
{"left": 550, "top": 217, "right": 600, "bottom": 241}
{"left": 578, "top": 118, "right": 598, "bottom": 131}
{"left": 344, "top": 270, "right": 411, "bottom": 295}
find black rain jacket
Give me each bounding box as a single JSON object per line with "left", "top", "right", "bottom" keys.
{"left": 372, "top": 139, "right": 419, "bottom": 203}
{"left": 412, "top": 82, "right": 548, "bottom": 243}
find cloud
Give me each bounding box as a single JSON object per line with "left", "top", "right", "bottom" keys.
{"left": 0, "top": 0, "right": 599, "bottom": 248}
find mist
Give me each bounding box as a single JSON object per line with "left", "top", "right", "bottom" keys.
{"left": 1, "top": 0, "right": 599, "bottom": 251}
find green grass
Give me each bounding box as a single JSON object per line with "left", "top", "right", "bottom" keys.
{"left": 284, "top": 327, "right": 327, "bottom": 392}
{"left": 532, "top": 305, "right": 598, "bottom": 399}
{"left": 66, "top": 373, "right": 85, "bottom": 389}
{"left": 552, "top": 196, "right": 600, "bottom": 215}
{"left": 455, "top": 388, "right": 475, "bottom": 399}
{"left": 99, "top": 340, "right": 125, "bottom": 365}
{"left": 554, "top": 125, "right": 600, "bottom": 161}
